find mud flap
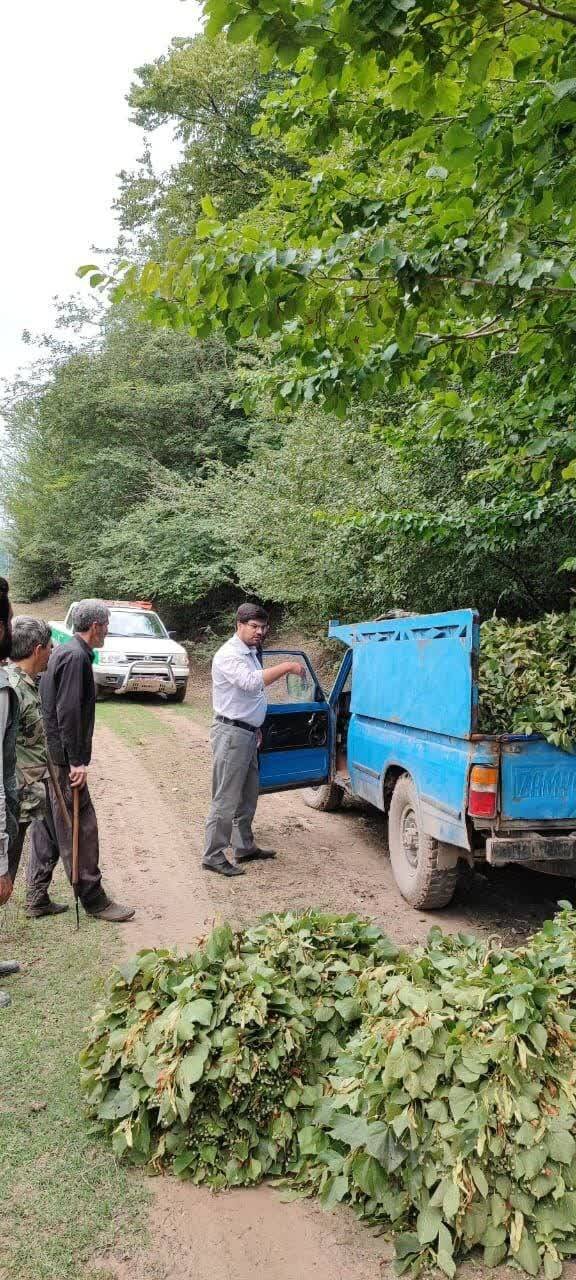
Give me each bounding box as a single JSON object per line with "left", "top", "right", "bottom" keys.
{"left": 436, "top": 843, "right": 461, "bottom": 869}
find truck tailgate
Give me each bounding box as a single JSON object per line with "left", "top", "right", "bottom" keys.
{"left": 500, "top": 737, "right": 576, "bottom": 823}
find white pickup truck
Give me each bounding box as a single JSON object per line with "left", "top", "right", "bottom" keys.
{"left": 50, "top": 600, "right": 190, "bottom": 702}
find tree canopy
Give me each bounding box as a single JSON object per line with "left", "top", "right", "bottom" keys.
{"left": 109, "top": 0, "right": 576, "bottom": 554}
{"left": 4, "top": 10, "right": 574, "bottom": 625}
{"left": 1, "top": 307, "right": 245, "bottom": 600}
{"left": 116, "top": 32, "right": 298, "bottom": 249}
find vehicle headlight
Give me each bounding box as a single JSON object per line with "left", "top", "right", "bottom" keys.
{"left": 99, "top": 652, "right": 128, "bottom": 665}
{"left": 174, "top": 652, "right": 189, "bottom": 669}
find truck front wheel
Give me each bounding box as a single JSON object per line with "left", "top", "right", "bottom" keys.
{"left": 388, "top": 775, "right": 458, "bottom": 909}
{"left": 169, "top": 685, "right": 188, "bottom": 703}
{"left": 303, "top": 782, "right": 344, "bottom": 811}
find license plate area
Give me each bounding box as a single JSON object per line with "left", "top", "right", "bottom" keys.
{"left": 126, "top": 676, "right": 166, "bottom": 693}
{"left": 488, "top": 835, "right": 576, "bottom": 865}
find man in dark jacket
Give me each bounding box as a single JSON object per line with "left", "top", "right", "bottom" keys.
{"left": 27, "top": 599, "right": 134, "bottom": 922}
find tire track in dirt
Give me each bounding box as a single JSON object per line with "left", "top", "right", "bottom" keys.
{"left": 100, "top": 704, "right": 451, "bottom": 948}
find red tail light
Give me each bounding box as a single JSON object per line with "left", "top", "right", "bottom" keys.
{"left": 468, "top": 765, "right": 498, "bottom": 818}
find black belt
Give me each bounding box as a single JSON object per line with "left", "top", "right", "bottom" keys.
{"left": 215, "top": 714, "right": 259, "bottom": 733}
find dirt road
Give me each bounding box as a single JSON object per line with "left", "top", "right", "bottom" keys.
{"left": 85, "top": 694, "right": 574, "bottom": 1280}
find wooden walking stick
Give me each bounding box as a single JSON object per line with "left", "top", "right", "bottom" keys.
{"left": 46, "top": 754, "right": 72, "bottom": 832}
{"left": 72, "top": 786, "right": 80, "bottom": 931}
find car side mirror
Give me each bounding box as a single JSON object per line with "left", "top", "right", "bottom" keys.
{"left": 167, "top": 630, "right": 177, "bottom": 640}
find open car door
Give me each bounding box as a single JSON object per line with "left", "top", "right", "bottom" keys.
{"left": 259, "top": 649, "right": 332, "bottom": 792}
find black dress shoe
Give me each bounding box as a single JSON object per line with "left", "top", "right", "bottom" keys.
{"left": 235, "top": 847, "right": 277, "bottom": 863}
{"left": 202, "top": 860, "right": 245, "bottom": 877}
{"left": 0, "top": 961, "right": 20, "bottom": 978}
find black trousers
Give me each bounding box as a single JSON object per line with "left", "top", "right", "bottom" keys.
{"left": 27, "top": 770, "right": 106, "bottom": 910}
{"left": 8, "top": 822, "right": 28, "bottom": 884}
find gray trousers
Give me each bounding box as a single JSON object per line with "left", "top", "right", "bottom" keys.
{"left": 202, "top": 721, "right": 260, "bottom": 866}
{"left": 27, "top": 770, "right": 106, "bottom": 910}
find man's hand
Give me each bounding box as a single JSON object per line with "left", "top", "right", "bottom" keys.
{"left": 0, "top": 874, "right": 13, "bottom": 906}
{"left": 69, "top": 765, "right": 88, "bottom": 790}
{"left": 262, "top": 660, "right": 308, "bottom": 688}
{"left": 287, "top": 662, "right": 307, "bottom": 679}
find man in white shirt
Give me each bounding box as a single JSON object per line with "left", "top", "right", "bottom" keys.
{"left": 202, "top": 603, "right": 306, "bottom": 877}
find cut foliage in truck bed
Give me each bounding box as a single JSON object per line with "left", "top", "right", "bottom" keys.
{"left": 479, "top": 613, "right": 576, "bottom": 751}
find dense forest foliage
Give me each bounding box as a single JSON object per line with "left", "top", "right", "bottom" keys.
{"left": 2, "top": 7, "right": 574, "bottom": 628}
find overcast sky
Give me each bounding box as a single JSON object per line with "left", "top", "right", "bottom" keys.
{"left": 0, "top": 0, "right": 202, "bottom": 384}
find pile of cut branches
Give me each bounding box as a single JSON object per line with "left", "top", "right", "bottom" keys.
{"left": 82, "top": 907, "right": 576, "bottom": 1277}
{"left": 479, "top": 613, "right": 576, "bottom": 750}
{"left": 80, "top": 912, "right": 396, "bottom": 1186}
{"left": 289, "top": 907, "right": 576, "bottom": 1277}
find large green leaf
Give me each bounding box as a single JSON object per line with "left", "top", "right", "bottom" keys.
{"left": 548, "top": 1131, "right": 576, "bottom": 1166}
{"left": 177, "top": 1040, "right": 211, "bottom": 1086}
{"left": 177, "top": 999, "right": 213, "bottom": 1038}
{"left": 328, "top": 1114, "right": 373, "bottom": 1147}
{"left": 417, "top": 1206, "right": 442, "bottom": 1245}
{"left": 443, "top": 1182, "right": 460, "bottom": 1220}
{"left": 516, "top": 1232, "right": 542, "bottom": 1276}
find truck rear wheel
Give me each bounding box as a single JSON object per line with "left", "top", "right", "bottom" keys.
{"left": 388, "top": 774, "right": 458, "bottom": 909}
{"left": 303, "top": 782, "right": 344, "bottom": 811}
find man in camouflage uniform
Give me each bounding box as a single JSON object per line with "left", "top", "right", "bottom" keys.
{"left": 7, "top": 618, "right": 67, "bottom": 915}
{"left": 0, "top": 577, "right": 20, "bottom": 1009}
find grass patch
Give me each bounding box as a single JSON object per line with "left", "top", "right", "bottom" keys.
{"left": 0, "top": 864, "right": 147, "bottom": 1280}
{"left": 95, "top": 698, "right": 171, "bottom": 747}
{"left": 166, "top": 697, "right": 211, "bottom": 725}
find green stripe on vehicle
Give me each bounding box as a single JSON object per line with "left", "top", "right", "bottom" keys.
{"left": 50, "top": 625, "right": 101, "bottom": 664}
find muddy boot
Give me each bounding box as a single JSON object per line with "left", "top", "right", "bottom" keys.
{"left": 87, "top": 900, "right": 135, "bottom": 922}
{"left": 26, "top": 898, "right": 69, "bottom": 918}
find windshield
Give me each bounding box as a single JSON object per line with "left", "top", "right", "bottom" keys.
{"left": 107, "top": 610, "right": 167, "bottom": 639}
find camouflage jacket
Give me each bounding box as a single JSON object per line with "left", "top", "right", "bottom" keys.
{"left": 7, "top": 665, "right": 48, "bottom": 822}
{"left": 0, "top": 667, "right": 19, "bottom": 874}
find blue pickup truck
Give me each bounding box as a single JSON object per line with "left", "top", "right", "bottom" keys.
{"left": 257, "top": 609, "right": 576, "bottom": 910}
